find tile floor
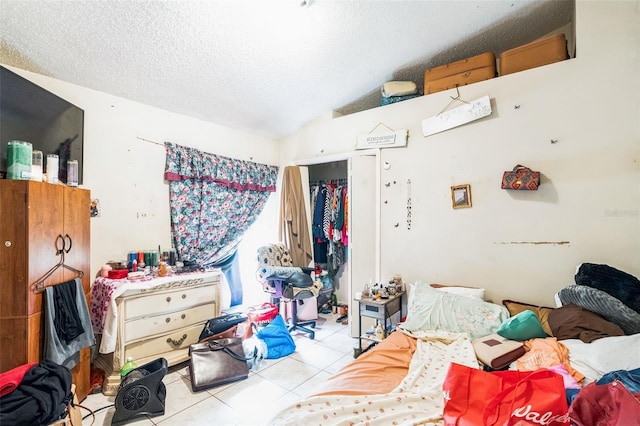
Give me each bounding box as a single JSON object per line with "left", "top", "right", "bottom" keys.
{"left": 82, "top": 313, "right": 356, "bottom": 425}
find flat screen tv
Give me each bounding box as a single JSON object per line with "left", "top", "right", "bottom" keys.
{"left": 0, "top": 66, "right": 84, "bottom": 184}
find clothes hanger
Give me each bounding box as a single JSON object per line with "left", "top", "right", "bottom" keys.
{"left": 437, "top": 85, "right": 472, "bottom": 117}
{"left": 368, "top": 121, "right": 395, "bottom": 134}
{"left": 31, "top": 234, "right": 84, "bottom": 293}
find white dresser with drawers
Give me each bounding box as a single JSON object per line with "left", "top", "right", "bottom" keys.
{"left": 93, "top": 271, "right": 221, "bottom": 395}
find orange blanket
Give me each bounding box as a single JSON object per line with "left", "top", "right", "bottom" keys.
{"left": 312, "top": 331, "right": 417, "bottom": 396}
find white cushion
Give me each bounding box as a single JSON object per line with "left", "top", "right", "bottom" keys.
{"left": 561, "top": 334, "right": 640, "bottom": 385}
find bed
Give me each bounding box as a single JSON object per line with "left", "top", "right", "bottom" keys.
{"left": 270, "top": 263, "right": 640, "bottom": 425}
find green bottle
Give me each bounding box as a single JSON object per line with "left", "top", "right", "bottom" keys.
{"left": 120, "top": 357, "right": 137, "bottom": 378}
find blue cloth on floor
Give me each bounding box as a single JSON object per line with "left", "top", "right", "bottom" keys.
{"left": 257, "top": 315, "right": 296, "bottom": 359}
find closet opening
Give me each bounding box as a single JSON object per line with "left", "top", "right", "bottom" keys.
{"left": 307, "top": 161, "right": 348, "bottom": 312}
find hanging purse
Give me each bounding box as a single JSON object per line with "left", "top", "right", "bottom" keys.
{"left": 188, "top": 337, "right": 255, "bottom": 392}
{"left": 501, "top": 164, "right": 540, "bottom": 190}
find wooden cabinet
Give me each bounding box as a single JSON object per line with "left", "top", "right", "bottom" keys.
{"left": 0, "top": 180, "right": 91, "bottom": 401}
{"left": 94, "top": 272, "right": 221, "bottom": 395}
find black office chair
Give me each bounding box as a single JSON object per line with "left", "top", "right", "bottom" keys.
{"left": 267, "top": 271, "right": 317, "bottom": 339}
{"left": 257, "top": 244, "right": 319, "bottom": 339}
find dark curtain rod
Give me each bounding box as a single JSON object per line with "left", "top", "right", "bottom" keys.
{"left": 310, "top": 179, "right": 348, "bottom": 187}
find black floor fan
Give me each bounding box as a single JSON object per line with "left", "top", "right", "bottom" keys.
{"left": 112, "top": 358, "right": 168, "bottom": 425}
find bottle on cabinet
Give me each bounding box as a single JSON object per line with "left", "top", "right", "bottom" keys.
{"left": 375, "top": 323, "right": 385, "bottom": 340}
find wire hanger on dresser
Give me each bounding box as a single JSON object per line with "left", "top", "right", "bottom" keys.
{"left": 31, "top": 234, "right": 84, "bottom": 293}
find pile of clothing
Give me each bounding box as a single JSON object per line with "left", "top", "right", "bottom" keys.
{"left": 0, "top": 361, "right": 74, "bottom": 425}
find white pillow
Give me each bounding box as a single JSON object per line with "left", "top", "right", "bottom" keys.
{"left": 400, "top": 281, "right": 508, "bottom": 340}
{"left": 431, "top": 285, "right": 485, "bottom": 301}
{"left": 561, "top": 334, "right": 640, "bottom": 385}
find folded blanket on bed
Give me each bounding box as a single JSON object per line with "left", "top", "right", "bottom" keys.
{"left": 380, "top": 94, "right": 420, "bottom": 106}
{"left": 574, "top": 263, "right": 640, "bottom": 314}
{"left": 548, "top": 303, "right": 624, "bottom": 343}
{"left": 557, "top": 285, "right": 640, "bottom": 335}
{"left": 561, "top": 334, "right": 640, "bottom": 385}
{"left": 269, "top": 330, "right": 479, "bottom": 425}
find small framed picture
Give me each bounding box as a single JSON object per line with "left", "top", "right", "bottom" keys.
{"left": 451, "top": 184, "right": 472, "bottom": 209}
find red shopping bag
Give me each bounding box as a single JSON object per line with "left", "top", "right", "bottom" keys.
{"left": 246, "top": 302, "right": 279, "bottom": 326}
{"left": 443, "top": 363, "right": 569, "bottom": 426}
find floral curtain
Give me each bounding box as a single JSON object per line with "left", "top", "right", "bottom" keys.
{"left": 164, "top": 142, "right": 278, "bottom": 267}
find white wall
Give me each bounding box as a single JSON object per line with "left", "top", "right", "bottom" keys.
{"left": 279, "top": 0, "right": 640, "bottom": 306}
{"left": 4, "top": 1, "right": 637, "bottom": 309}
{"left": 1, "top": 65, "right": 281, "bottom": 309}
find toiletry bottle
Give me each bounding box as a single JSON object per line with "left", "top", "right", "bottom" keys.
{"left": 158, "top": 261, "right": 167, "bottom": 277}
{"left": 375, "top": 324, "right": 385, "bottom": 340}
{"left": 120, "top": 357, "right": 137, "bottom": 378}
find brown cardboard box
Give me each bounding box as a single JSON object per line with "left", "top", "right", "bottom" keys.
{"left": 424, "top": 52, "right": 496, "bottom": 95}
{"left": 499, "top": 33, "right": 569, "bottom": 76}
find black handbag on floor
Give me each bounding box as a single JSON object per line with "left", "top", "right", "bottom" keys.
{"left": 188, "top": 337, "right": 254, "bottom": 392}
{"left": 198, "top": 313, "right": 248, "bottom": 341}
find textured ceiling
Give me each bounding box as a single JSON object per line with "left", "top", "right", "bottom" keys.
{"left": 0, "top": 0, "right": 574, "bottom": 140}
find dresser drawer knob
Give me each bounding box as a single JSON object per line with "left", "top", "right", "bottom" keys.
{"left": 182, "top": 294, "right": 186, "bottom": 299}
{"left": 166, "top": 296, "right": 172, "bottom": 302}
{"left": 165, "top": 317, "right": 171, "bottom": 323}
{"left": 166, "top": 334, "right": 187, "bottom": 346}
{"left": 181, "top": 314, "right": 186, "bottom": 319}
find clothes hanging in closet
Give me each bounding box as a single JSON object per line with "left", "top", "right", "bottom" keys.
{"left": 310, "top": 181, "right": 348, "bottom": 278}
